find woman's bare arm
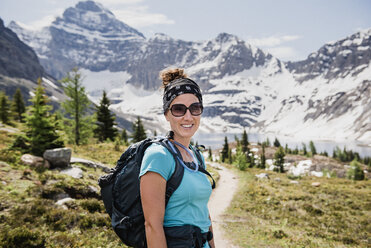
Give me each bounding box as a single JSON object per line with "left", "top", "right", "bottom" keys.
{"left": 140, "top": 172, "right": 167, "bottom": 248}
{"left": 208, "top": 214, "right": 215, "bottom": 248}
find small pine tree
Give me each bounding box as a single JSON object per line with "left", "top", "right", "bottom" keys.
{"left": 221, "top": 136, "right": 229, "bottom": 163}
{"left": 234, "top": 144, "right": 247, "bottom": 170}
{"left": 274, "top": 146, "right": 285, "bottom": 173}
{"left": 293, "top": 146, "right": 299, "bottom": 155}
{"left": 24, "top": 79, "right": 64, "bottom": 156}
{"left": 285, "top": 144, "right": 289, "bottom": 154}
{"left": 259, "top": 144, "right": 266, "bottom": 169}
{"left": 0, "top": 91, "right": 11, "bottom": 124}
{"left": 95, "top": 91, "right": 118, "bottom": 142}
{"left": 153, "top": 130, "right": 157, "bottom": 136}
{"left": 208, "top": 147, "right": 213, "bottom": 161}
{"left": 228, "top": 148, "right": 233, "bottom": 164}
{"left": 121, "top": 128, "right": 128, "bottom": 145}
{"left": 11, "top": 88, "right": 26, "bottom": 122}
{"left": 60, "top": 68, "right": 92, "bottom": 145}
{"left": 241, "top": 129, "right": 249, "bottom": 154}
{"left": 347, "top": 160, "right": 365, "bottom": 180}
{"left": 132, "top": 116, "right": 147, "bottom": 143}
{"left": 309, "top": 141, "right": 317, "bottom": 156}
{"left": 274, "top": 137, "right": 281, "bottom": 147}
{"left": 302, "top": 143, "right": 307, "bottom": 156}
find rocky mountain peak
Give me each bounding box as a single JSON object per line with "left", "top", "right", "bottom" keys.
{"left": 53, "top": 0, "right": 145, "bottom": 38}
{"left": 214, "top": 32, "right": 240, "bottom": 44}
{"left": 0, "top": 17, "right": 44, "bottom": 81}
{"left": 287, "top": 28, "right": 371, "bottom": 82}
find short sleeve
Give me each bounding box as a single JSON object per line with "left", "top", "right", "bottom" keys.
{"left": 140, "top": 143, "right": 175, "bottom": 181}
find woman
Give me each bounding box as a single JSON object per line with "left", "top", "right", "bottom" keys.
{"left": 139, "top": 68, "right": 215, "bottom": 248}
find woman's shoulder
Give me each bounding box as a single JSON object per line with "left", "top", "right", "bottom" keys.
{"left": 141, "top": 143, "right": 175, "bottom": 180}
{"left": 144, "top": 143, "right": 174, "bottom": 158}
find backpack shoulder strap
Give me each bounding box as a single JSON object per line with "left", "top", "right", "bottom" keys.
{"left": 193, "top": 146, "right": 216, "bottom": 189}
{"left": 153, "top": 139, "right": 184, "bottom": 206}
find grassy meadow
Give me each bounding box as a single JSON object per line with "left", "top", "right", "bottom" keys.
{"left": 222, "top": 165, "right": 370, "bottom": 248}
{"left": 1, "top": 124, "right": 370, "bottom": 247}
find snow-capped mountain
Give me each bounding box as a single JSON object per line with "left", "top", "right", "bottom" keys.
{"left": 9, "top": 0, "right": 145, "bottom": 80}
{"left": 6, "top": 0, "right": 371, "bottom": 143}
{"left": 257, "top": 29, "right": 371, "bottom": 143}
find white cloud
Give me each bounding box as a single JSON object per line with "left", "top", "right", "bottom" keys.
{"left": 247, "top": 35, "right": 301, "bottom": 47}
{"left": 28, "top": 14, "right": 58, "bottom": 29}
{"left": 112, "top": 6, "right": 175, "bottom": 28}
{"left": 246, "top": 34, "right": 301, "bottom": 61}
{"left": 265, "top": 46, "right": 298, "bottom": 61}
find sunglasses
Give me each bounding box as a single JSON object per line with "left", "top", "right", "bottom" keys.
{"left": 169, "top": 102, "right": 203, "bottom": 117}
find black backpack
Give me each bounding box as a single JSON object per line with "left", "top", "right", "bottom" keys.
{"left": 98, "top": 137, "right": 215, "bottom": 248}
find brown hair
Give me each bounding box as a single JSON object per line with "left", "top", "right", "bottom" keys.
{"left": 160, "top": 68, "right": 187, "bottom": 88}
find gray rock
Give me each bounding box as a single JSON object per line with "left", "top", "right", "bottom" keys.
{"left": 21, "top": 154, "right": 50, "bottom": 170}
{"left": 60, "top": 166, "right": 83, "bottom": 179}
{"left": 43, "top": 148, "right": 72, "bottom": 168}
{"left": 255, "top": 173, "right": 270, "bottom": 179}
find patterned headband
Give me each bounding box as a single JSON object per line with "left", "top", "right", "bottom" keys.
{"left": 163, "top": 78, "right": 203, "bottom": 113}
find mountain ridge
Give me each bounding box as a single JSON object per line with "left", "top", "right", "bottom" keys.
{"left": 4, "top": 1, "right": 371, "bottom": 143}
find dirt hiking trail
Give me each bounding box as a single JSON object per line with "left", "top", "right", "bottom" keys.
{"left": 208, "top": 162, "right": 239, "bottom": 248}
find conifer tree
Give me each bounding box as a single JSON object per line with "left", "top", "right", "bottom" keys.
{"left": 60, "top": 68, "right": 91, "bottom": 145}
{"left": 95, "top": 91, "right": 117, "bottom": 142}
{"left": 234, "top": 144, "right": 247, "bottom": 170}
{"left": 121, "top": 128, "right": 128, "bottom": 145}
{"left": 228, "top": 148, "right": 233, "bottom": 164}
{"left": 11, "top": 88, "right": 25, "bottom": 122}
{"left": 221, "top": 136, "right": 229, "bottom": 162}
{"left": 309, "top": 141, "right": 317, "bottom": 156}
{"left": 241, "top": 129, "right": 249, "bottom": 154}
{"left": 302, "top": 143, "right": 307, "bottom": 156}
{"left": 285, "top": 144, "right": 289, "bottom": 153}
{"left": 274, "top": 137, "right": 281, "bottom": 147}
{"left": 24, "top": 79, "right": 64, "bottom": 156}
{"left": 0, "top": 91, "right": 11, "bottom": 124}
{"left": 153, "top": 130, "right": 157, "bottom": 136}
{"left": 259, "top": 143, "right": 266, "bottom": 169}
{"left": 274, "top": 146, "right": 285, "bottom": 173}
{"left": 132, "top": 116, "right": 147, "bottom": 143}
{"left": 208, "top": 147, "right": 213, "bottom": 161}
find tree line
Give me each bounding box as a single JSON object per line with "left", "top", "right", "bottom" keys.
{"left": 0, "top": 68, "right": 147, "bottom": 156}
{"left": 217, "top": 131, "right": 368, "bottom": 180}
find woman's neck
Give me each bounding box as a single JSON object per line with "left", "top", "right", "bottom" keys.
{"left": 172, "top": 134, "right": 191, "bottom": 148}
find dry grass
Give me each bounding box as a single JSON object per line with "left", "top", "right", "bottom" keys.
{"left": 223, "top": 167, "right": 371, "bottom": 247}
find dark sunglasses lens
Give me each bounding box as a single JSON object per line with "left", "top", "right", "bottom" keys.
{"left": 171, "top": 104, "right": 187, "bottom": 116}
{"left": 189, "top": 103, "right": 203, "bottom": 115}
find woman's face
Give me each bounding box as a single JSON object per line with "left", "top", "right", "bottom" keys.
{"left": 165, "top": 93, "right": 201, "bottom": 142}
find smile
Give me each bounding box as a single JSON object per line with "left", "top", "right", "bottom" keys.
{"left": 181, "top": 124, "right": 193, "bottom": 128}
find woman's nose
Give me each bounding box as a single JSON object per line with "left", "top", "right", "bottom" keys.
{"left": 183, "top": 109, "right": 193, "bottom": 119}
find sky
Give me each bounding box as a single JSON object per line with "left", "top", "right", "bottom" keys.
{"left": 0, "top": 0, "right": 370, "bottom": 61}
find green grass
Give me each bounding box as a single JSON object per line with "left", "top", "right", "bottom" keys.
{"left": 223, "top": 167, "right": 371, "bottom": 248}
{"left": 0, "top": 128, "right": 221, "bottom": 247}
{"left": 0, "top": 129, "right": 128, "bottom": 247}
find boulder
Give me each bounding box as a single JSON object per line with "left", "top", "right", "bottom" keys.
{"left": 311, "top": 182, "right": 321, "bottom": 187}
{"left": 255, "top": 173, "right": 270, "bottom": 179}
{"left": 43, "top": 148, "right": 72, "bottom": 168}
{"left": 60, "top": 166, "right": 83, "bottom": 179}
{"left": 21, "top": 154, "right": 50, "bottom": 170}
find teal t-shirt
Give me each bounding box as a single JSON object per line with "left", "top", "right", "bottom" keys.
{"left": 139, "top": 143, "right": 212, "bottom": 236}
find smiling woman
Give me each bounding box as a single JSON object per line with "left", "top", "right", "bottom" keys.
{"left": 139, "top": 68, "right": 215, "bottom": 248}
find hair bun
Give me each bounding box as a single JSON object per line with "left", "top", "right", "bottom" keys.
{"left": 160, "top": 68, "right": 187, "bottom": 88}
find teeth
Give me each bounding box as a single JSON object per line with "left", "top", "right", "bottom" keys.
{"left": 182, "top": 124, "right": 193, "bottom": 128}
